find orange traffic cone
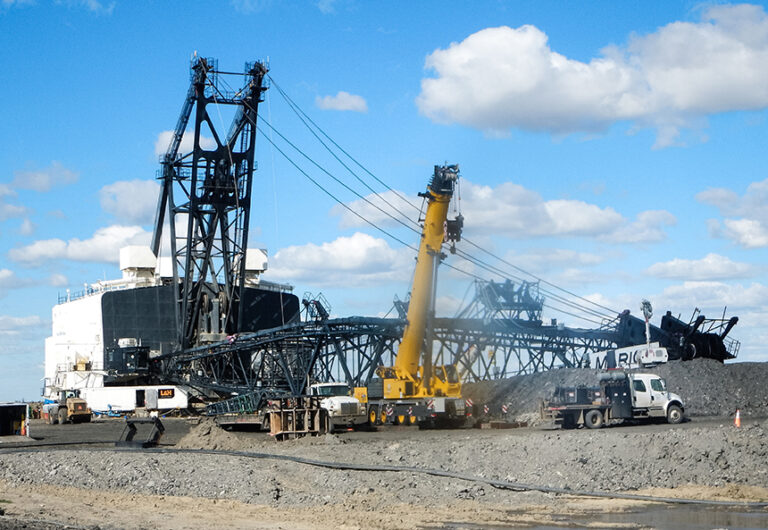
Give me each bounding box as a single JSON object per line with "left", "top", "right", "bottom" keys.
{"left": 734, "top": 409, "right": 741, "bottom": 428}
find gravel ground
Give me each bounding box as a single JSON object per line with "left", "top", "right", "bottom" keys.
{"left": 2, "top": 417, "right": 767, "bottom": 505}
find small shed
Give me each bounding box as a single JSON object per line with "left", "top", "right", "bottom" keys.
{"left": 0, "top": 403, "right": 29, "bottom": 436}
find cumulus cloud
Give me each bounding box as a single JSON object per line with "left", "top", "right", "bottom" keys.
{"left": 12, "top": 161, "right": 78, "bottom": 192}
{"left": 317, "top": 0, "right": 336, "bottom": 13}
{"left": 698, "top": 178, "right": 768, "bottom": 248}
{"left": 655, "top": 280, "right": 768, "bottom": 311}
{"left": 315, "top": 91, "right": 369, "bottom": 113}
{"left": 99, "top": 179, "right": 160, "bottom": 225}
{"left": 154, "top": 130, "right": 217, "bottom": 158}
{"left": 19, "top": 218, "right": 35, "bottom": 236}
{"left": 646, "top": 253, "right": 757, "bottom": 281}
{"left": 417, "top": 4, "right": 768, "bottom": 147}
{"left": 601, "top": 210, "right": 677, "bottom": 244}
{"left": 506, "top": 248, "right": 606, "bottom": 273}
{"left": 268, "top": 232, "right": 413, "bottom": 287}
{"left": 0, "top": 315, "right": 45, "bottom": 336}
{"left": 336, "top": 180, "right": 674, "bottom": 243}
{"left": 331, "top": 190, "right": 420, "bottom": 229}
{"left": 8, "top": 225, "right": 151, "bottom": 266}
{"left": 0, "top": 202, "right": 28, "bottom": 221}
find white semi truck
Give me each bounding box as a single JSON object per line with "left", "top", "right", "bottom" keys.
{"left": 541, "top": 371, "right": 684, "bottom": 429}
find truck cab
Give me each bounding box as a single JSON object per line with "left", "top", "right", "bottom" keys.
{"left": 308, "top": 383, "right": 367, "bottom": 431}
{"left": 627, "top": 373, "right": 684, "bottom": 423}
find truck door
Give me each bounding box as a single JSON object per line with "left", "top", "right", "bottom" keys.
{"left": 632, "top": 378, "right": 652, "bottom": 408}
{"left": 648, "top": 378, "right": 668, "bottom": 408}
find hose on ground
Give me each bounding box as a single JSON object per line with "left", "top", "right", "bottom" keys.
{"left": 2, "top": 445, "right": 767, "bottom": 509}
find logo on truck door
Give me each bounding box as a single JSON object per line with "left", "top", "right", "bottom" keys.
{"left": 158, "top": 388, "right": 175, "bottom": 399}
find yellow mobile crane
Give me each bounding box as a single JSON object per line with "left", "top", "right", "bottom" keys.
{"left": 356, "top": 164, "right": 465, "bottom": 427}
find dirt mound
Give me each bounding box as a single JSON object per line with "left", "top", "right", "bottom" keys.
{"left": 175, "top": 418, "right": 251, "bottom": 451}
{"left": 464, "top": 359, "right": 768, "bottom": 421}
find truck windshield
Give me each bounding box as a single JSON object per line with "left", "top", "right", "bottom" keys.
{"left": 651, "top": 378, "right": 666, "bottom": 392}
{"left": 314, "top": 385, "right": 349, "bottom": 397}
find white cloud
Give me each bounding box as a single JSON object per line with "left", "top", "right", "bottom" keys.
{"left": 332, "top": 190, "right": 420, "bottom": 229}
{"left": 0, "top": 315, "right": 45, "bottom": 336}
{"left": 268, "top": 232, "right": 413, "bottom": 287}
{"left": 417, "top": 4, "right": 768, "bottom": 147}
{"left": 0, "top": 202, "right": 28, "bottom": 221}
{"left": 655, "top": 280, "right": 768, "bottom": 312}
{"left": 230, "top": 0, "right": 272, "bottom": 13}
{"left": 8, "top": 225, "right": 151, "bottom": 266}
{"left": 459, "top": 181, "right": 622, "bottom": 238}
{"left": 48, "top": 273, "right": 68, "bottom": 287}
{"left": 154, "top": 130, "right": 217, "bottom": 158}
{"left": 646, "top": 253, "right": 757, "bottom": 281}
{"left": 0, "top": 184, "right": 14, "bottom": 198}
{"left": 505, "top": 248, "right": 606, "bottom": 273}
{"left": 99, "top": 179, "right": 160, "bottom": 225}
{"left": 600, "top": 210, "right": 677, "bottom": 244}
{"left": 315, "top": 91, "right": 369, "bottom": 113}
{"left": 0, "top": 269, "right": 17, "bottom": 289}
{"left": 19, "top": 218, "right": 35, "bottom": 236}
{"left": 12, "top": 161, "right": 78, "bottom": 192}
{"left": 334, "top": 180, "right": 675, "bottom": 243}
{"left": 317, "top": 0, "right": 336, "bottom": 13}
{"left": 77, "top": 0, "right": 114, "bottom": 13}
{"left": 698, "top": 178, "right": 768, "bottom": 248}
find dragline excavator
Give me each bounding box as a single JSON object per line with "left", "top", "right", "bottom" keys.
{"left": 353, "top": 164, "right": 466, "bottom": 427}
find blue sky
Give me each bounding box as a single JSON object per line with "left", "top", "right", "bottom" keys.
{"left": 1, "top": 0, "right": 767, "bottom": 400}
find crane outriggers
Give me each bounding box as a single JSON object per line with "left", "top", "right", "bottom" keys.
{"left": 353, "top": 164, "right": 467, "bottom": 427}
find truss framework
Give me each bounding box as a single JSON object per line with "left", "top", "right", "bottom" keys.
{"left": 152, "top": 57, "right": 268, "bottom": 350}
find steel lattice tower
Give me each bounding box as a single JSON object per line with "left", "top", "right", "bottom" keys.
{"left": 152, "top": 57, "right": 267, "bottom": 351}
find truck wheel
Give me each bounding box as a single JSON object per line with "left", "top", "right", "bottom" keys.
{"left": 396, "top": 414, "right": 406, "bottom": 425}
{"left": 368, "top": 407, "right": 378, "bottom": 426}
{"left": 408, "top": 414, "right": 417, "bottom": 425}
{"left": 48, "top": 411, "right": 57, "bottom": 425}
{"left": 379, "top": 410, "right": 387, "bottom": 425}
{"left": 57, "top": 408, "right": 68, "bottom": 425}
{"left": 584, "top": 409, "right": 603, "bottom": 429}
{"left": 666, "top": 404, "right": 683, "bottom": 424}
{"left": 562, "top": 414, "right": 576, "bottom": 430}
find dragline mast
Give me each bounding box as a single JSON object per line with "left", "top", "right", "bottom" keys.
{"left": 152, "top": 57, "right": 268, "bottom": 351}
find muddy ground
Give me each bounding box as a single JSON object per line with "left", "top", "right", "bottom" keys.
{"left": 1, "top": 359, "right": 767, "bottom": 528}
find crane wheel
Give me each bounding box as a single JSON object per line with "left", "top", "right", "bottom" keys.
{"left": 379, "top": 410, "right": 388, "bottom": 425}
{"left": 57, "top": 408, "right": 68, "bottom": 425}
{"left": 409, "top": 415, "right": 417, "bottom": 425}
{"left": 584, "top": 409, "right": 603, "bottom": 429}
{"left": 48, "top": 412, "right": 57, "bottom": 425}
{"left": 368, "top": 408, "right": 378, "bottom": 426}
{"left": 396, "top": 414, "right": 406, "bottom": 425}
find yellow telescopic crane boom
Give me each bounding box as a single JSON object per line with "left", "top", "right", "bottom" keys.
{"left": 378, "top": 164, "right": 463, "bottom": 401}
